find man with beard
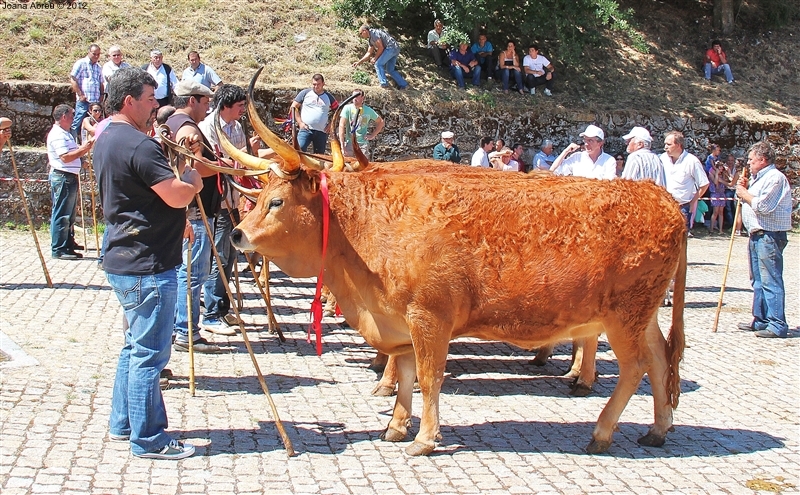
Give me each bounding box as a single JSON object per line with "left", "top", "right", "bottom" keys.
{"left": 94, "top": 67, "right": 202, "bottom": 459}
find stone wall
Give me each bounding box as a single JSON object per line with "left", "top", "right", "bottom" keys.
{"left": 1, "top": 81, "right": 798, "bottom": 225}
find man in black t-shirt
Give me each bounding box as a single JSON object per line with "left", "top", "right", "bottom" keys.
{"left": 94, "top": 67, "right": 202, "bottom": 460}
{"left": 166, "top": 80, "right": 223, "bottom": 354}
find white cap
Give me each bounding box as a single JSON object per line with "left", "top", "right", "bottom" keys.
{"left": 622, "top": 126, "right": 652, "bottom": 143}
{"left": 579, "top": 124, "right": 604, "bottom": 141}
{"left": 441, "top": 131, "right": 454, "bottom": 139}
{"left": 173, "top": 80, "right": 214, "bottom": 97}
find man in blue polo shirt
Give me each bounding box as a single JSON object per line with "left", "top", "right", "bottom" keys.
{"left": 449, "top": 42, "right": 481, "bottom": 89}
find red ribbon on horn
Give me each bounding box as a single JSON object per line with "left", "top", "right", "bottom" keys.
{"left": 308, "top": 173, "right": 330, "bottom": 356}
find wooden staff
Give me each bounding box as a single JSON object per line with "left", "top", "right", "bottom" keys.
{"left": 0, "top": 118, "right": 53, "bottom": 287}
{"left": 712, "top": 164, "right": 748, "bottom": 333}
{"left": 85, "top": 151, "right": 100, "bottom": 256}
{"left": 77, "top": 168, "right": 88, "bottom": 251}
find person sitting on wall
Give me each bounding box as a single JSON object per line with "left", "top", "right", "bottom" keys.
{"left": 427, "top": 19, "right": 449, "bottom": 68}
{"left": 449, "top": 41, "right": 481, "bottom": 89}
{"left": 470, "top": 32, "right": 494, "bottom": 80}
{"left": 704, "top": 40, "right": 734, "bottom": 84}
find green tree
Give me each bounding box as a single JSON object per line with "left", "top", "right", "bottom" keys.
{"left": 333, "top": 0, "right": 647, "bottom": 65}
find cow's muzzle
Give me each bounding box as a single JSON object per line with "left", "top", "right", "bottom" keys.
{"left": 230, "top": 228, "right": 254, "bottom": 252}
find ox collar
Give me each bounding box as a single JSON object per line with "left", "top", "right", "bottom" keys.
{"left": 307, "top": 173, "right": 330, "bottom": 355}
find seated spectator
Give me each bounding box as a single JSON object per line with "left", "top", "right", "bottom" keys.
{"left": 704, "top": 40, "right": 734, "bottom": 84}
{"left": 449, "top": 42, "right": 481, "bottom": 89}
{"left": 495, "top": 138, "right": 505, "bottom": 151}
{"left": 533, "top": 139, "right": 556, "bottom": 170}
{"left": 489, "top": 147, "right": 515, "bottom": 171}
{"left": 522, "top": 45, "right": 555, "bottom": 96}
{"left": 471, "top": 136, "right": 494, "bottom": 167}
{"left": 81, "top": 102, "right": 103, "bottom": 144}
{"left": 615, "top": 153, "right": 625, "bottom": 177}
{"left": 427, "top": 20, "right": 449, "bottom": 68}
{"left": 496, "top": 41, "right": 524, "bottom": 94}
{"left": 433, "top": 131, "right": 461, "bottom": 163}
{"left": 470, "top": 33, "right": 494, "bottom": 80}
{"left": 510, "top": 143, "right": 525, "bottom": 172}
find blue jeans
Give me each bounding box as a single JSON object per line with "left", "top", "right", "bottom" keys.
{"left": 107, "top": 269, "right": 177, "bottom": 455}
{"left": 203, "top": 210, "right": 236, "bottom": 320}
{"left": 297, "top": 128, "right": 328, "bottom": 154}
{"left": 450, "top": 64, "right": 481, "bottom": 88}
{"left": 374, "top": 46, "right": 408, "bottom": 88}
{"left": 723, "top": 189, "right": 735, "bottom": 228}
{"left": 748, "top": 231, "right": 788, "bottom": 337}
{"left": 678, "top": 202, "right": 692, "bottom": 231}
{"left": 174, "top": 217, "right": 213, "bottom": 344}
{"left": 704, "top": 63, "right": 733, "bottom": 83}
{"left": 49, "top": 169, "right": 78, "bottom": 255}
{"left": 499, "top": 67, "right": 523, "bottom": 91}
{"left": 71, "top": 100, "right": 90, "bottom": 140}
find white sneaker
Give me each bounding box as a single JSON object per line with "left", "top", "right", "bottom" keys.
{"left": 201, "top": 318, "right": 236, "bottom": 336}
{"left": 134, "top": 439, "right": 195, "bottom": 460}
{"left": 544, "top": 88, "right": 552, "bottom": 97}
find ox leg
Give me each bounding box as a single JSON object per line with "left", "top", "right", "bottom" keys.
{"left": 638, "top": 315, "right": 673, "bottom": 447}
{"left": 406, "top": 343, "right": 449, "bottom": 457}
{"left": 564, "top": 339, "right": 584, "bottom": 379}
{"left": 371, "top": 354, "right": 398, "bottom": 396}
{"left": 368, "top": 351, "right": 389, "bottom": 374}
{"left": 587, "top": 324, "right": 648, "bottom": 454}
{"left": 569, "top": 336, "right": 598, "bottom": 397}
{"left": 380, "top": 352, "right": 416, "bottom": 442}
{"left": 530, "top": 343, "right": 554, "bottom": 366}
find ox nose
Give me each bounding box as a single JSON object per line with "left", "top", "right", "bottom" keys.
{"left": 230, "top": 228, "right": 245, "bottom": 248}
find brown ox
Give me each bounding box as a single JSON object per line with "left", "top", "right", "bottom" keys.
{"left": 230, "top": 161, "right": 686, "bottom": 456}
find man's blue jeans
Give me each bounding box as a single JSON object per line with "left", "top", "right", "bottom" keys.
{"left": 704, "top": 63, "right": 733, "bottom": 83}
{"left": 203, "top": 210, "right": 236, "bottom": 320}
{"left": 748, "top": 231, "right": 788, "bottom": 337}
{"left": 107, "top": 269, "right": 176, "bottom": 456}
{"left": 297, "top": 128, "right": 328, "bottom": 154}
{"left": 71, "top": 100, "right": 90, "bottom": 140}
{"left": 49, "top": 169, "right": 78, "bottom": 256}
{"left": 374, "top": 46, "right": 408, "bottom": 88}
{"left": 175, "top": 217, "right": 213, "bottom": 344}
{"left": 450, "top": 64, "right": 481, "bottom": 88}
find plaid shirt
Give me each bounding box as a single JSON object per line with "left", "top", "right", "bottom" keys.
{"left": 70, "top": 56, "right": 103, "bottom": 103}
{"left": 740, "top": 164, "right": 792, "bottom": 233}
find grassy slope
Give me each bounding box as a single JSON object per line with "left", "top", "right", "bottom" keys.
{"left": 0, "top": 0, "right": 797, "bottom": 122}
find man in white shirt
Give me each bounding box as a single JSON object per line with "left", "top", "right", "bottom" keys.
{"left": 102, "top": 45, "right": 131, "bottom": 84}
{"left": 471, "top": 137, "right": 494, "bottom": 167}
{"left": 660, "top": 131, "right": 709, "bottom": 233}
{"left": 182, "top": 51, "right": 222, "bottom": 91}
{"left": 143, "top": 49, "right": 178, "bottom": 108}
{"left": 550, "top": 124, "right": 616, "bottom": 179}
{"left": 522, "top": 45, "right": 555, "bottom": 96}
{"left": 46, "top": 104, "right": 94, "bottom": 259}
{"left": 620, "top": 126, "right": 666, "bottom": 187}
{"left": 427, "top": 19, "right": 448, "bottom": 68}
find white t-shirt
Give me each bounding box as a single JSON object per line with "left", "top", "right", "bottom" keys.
{"left": 660, "top": 150, "right": 709, "bottom": 204}
{"left": 102, "top": 61, "right": 131, "bottom": 83}
{"left": 522, "top": 54, "right": 550, "bottom": 74}
{"left": 471, "top": 148, "right": 490, "bottom": 167}
{"left": 46, "top": 124, "right": 81, "bottom": 174}
{"left": 556, "top": 151, "right": 616, "bottom": 179}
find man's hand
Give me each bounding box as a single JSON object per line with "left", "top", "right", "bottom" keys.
{"left": 564, "top": 143, "right": 581, "bottom": 155}
{"left": 183, "top": 220, "right": 195, "bottom": 243}
{"left": 182, "top": 166, "right": 203, "bottom": 193}
{"left": 249, "top": 135, "right": 261, "bottom": 151}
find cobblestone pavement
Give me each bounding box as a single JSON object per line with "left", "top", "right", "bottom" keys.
{"left": 1, "top": 229, "right": 798, "bottom": 495}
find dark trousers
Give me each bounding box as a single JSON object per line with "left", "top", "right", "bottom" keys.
{"left": 475, "top": 55, "right": 494, "bottom": 78}
{"left": 49, "top": 169, "right": 79, "bottom": 255}
{"left": 525, "top": 73, "right": 554, "bottom": 91}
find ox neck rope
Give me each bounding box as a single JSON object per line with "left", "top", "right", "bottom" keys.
{"left": 308, "top": 173, "right": 329, "bottom": 356}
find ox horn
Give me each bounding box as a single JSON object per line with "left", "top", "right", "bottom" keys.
{"left": 349, "top": 108, "right": 370, "bottom": 171}
{"left": 225, "top": 175, "right": 260, "bottom": 203}
{"left": 247, "top": 67, "right": 309, "bottom": 174}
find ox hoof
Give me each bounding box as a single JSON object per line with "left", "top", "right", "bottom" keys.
{"left": 585, "top": 438, "right": 612, "bottom": 454}
{"left": 530, "top": 357, "right": 548, "bottom": 367}
{"left": 367, "top": 363, "right": 387, "bottom": 373}
{"left": 380, "top": 427, "right": 407, "bottom": 442}
{"left": 371, "top": 384, "right": 396, "bottom": 397}
{"left": 569, "top": 383, "right": 593, "bottom": 397}
{"left": 564, "top": 369, "right": 580, "bottom": 379}
{"left": 637, "top": 432, "right": 667, "bottom": 447}
{"left": 405, "top": 441, "right": 435, "bottom": 456}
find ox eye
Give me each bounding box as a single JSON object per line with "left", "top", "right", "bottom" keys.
{"left": 268, "top": 198, "right": 283, "bottom": 209}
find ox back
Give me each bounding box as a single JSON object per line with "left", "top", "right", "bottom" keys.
{"left": 231, "top": 168, "right": 687, "bottom": 456}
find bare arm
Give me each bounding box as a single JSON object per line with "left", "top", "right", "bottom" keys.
{"left": 291, "top": 101, "right": 308, "bottom": 130}
{"left": 151, "top": 169, "right": 203, "bottom": 209}
{"left": 550, "top": 143, "right": 580, "bottom": 172}
{"left": 175, "top": 124, "right": 215, "bottom": 177}
{"left": 59, "top": 138, "right": 93, "bottom": 163}
{"left": 338, "top": 115, "right": 347, "bottom": 144}
{"left": 367, "top": 116, "right": 384, "bottom": 140}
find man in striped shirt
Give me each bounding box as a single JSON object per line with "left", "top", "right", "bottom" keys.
{"left": 69, "top": 44, "right": 104, "bottom": 140}
{"left": 735, "top": 141, "right": 792, "bottom": 338}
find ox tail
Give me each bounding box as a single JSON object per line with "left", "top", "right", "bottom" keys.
{"left": 666, "top": 234, "right": 687, "bottom": 409}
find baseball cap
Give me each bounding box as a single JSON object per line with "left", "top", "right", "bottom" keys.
{"left": 173, "top": 80, "right": 213, "bottom": 97}
{"left": 441, "top": 131, "right": 454, "bottom": 139}
{"left": 622, "top": 126, "right": 652, "bottom": 143}
{"left": 579, "top": 124, "right": 604, "bottom": 140}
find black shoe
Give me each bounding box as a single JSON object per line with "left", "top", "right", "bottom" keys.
{"left": 173, "top": 337, "right": 222, "bottom": 354}
{"left": 71, "top": 243, "right": 85, "bottom": 251}
{"left": 53, "top": 252, "right": 83, "bottom": 260}
{"left": 754, "top": 330, "right": 782, "bottom": 339}
{"left": 737, "top": 322, "right": 757, "bottom": 332}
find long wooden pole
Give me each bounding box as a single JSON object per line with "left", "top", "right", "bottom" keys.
{"left": 77, "top": 170, "right": 88, "bottom": 250}
{"left": 86, "top": 152, "right": 101, "bottom": 256}
{"left": 712, "top": 200, "right": 742, "bottom": 332}
{"left": 4, "top": 139, "right": 53, "bottom": 287}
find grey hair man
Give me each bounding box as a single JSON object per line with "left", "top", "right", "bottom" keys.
{"left": 533, "top": 139, "right": 556, "bottom": 170}
{"left": 735, "top": 141, "right": 792, "bottom": 338}
{"left": 102, "top": 45, "right": 131, "bottom": 84}
{"left": 620, "top": 126, "right": 666, "bottom": 187}
{"left": 659, "top": 130, "right": 709, "bottom": 233}
{"left": 142, "top": 49, "right": 178, "bottom": 108}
